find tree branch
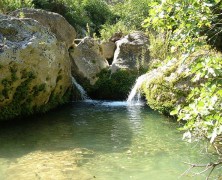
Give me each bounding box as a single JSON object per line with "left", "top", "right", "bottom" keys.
{"left": 181, "top": 160, "right": 222, "bottom": 179}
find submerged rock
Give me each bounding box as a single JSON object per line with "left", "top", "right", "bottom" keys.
{"left": 0, "top": 14, "right": 72, "bottom": 120}
{"left": 111, "top": 31, "right": 150, "bottom": 73}
{"left": 70, "top": 37, "right": 109, "bottom": 85}
{"left": 10, "top": 8, "right": 76, "bottom": 48}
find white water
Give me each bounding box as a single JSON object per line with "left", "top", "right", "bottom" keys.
{"left": 71, "top": 76, "right": 88, "bottom": 100}
{"left": 127, "top": 74, "right": 147, "bottom": 105}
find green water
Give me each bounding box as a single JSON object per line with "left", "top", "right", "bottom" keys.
{"left": 0, "top": 101, "right": 219, "bottom": 180}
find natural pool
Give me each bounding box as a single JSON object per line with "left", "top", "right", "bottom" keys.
{"left": 0, "top": 101, "right": 218, "bottom": 179}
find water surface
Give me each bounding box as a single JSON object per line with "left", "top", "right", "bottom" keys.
{"left": 0, "top": 101, "right": 219, "bottom": 179}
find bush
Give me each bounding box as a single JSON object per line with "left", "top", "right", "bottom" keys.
{"left": 111, "top": 0, "right": 150, "bottom": 30}
{"left": 82, "top": 0, "right": 116, "bottom": 35}
{"left": 143, "top": 1, "right": 222, "bottom": 175}
{"left": 87, "top": 69, "right": 141, "bottom": 100}
{"left": 99, "top": 0, "right": 152, "bottom": 41}
{"left": 171, "top": 52, "right": 222, "bottom": 143}
{"left": 0, "top": 0, "right": 33, "bottom": 13}
{"left": 30, "top": 0, "right": 116, "bottom": 37}
{"left": 100, "top": 21, "right": 131, "bottom": 41}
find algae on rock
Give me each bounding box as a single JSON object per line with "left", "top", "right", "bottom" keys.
{"left": 0, "top": 14, "right": 72, "bottom": 121}
{"left": 141, "top": 58, "right": 192, "bottom": 114}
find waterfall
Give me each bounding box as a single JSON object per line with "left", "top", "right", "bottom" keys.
{"left": 127, "top": 74, "right": 147, "bottom": 105}
{"left": 71, "top": 76, "right": 88, "bottom": 100}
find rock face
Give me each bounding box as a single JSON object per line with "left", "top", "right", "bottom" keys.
{"left": 100, "top": 41, "right": 116, "bottom": 63}
{"left": 0, "top": 14, "right": 72, "bottom": 120}
{"left": 111, "top": 31, "right": 150, "bottom": 73}
{"left": 10, "top": 8, "right": 76, "bottom": 48}
{"left": 70, "top": 37, "right": 109, "bottom": 85}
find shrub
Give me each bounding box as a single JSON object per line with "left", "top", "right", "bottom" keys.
{"left": 87, "top": 69, "right": 144, "bottom": 100}
{"left": 110, "top": 0, "right": 151, "bottom": 30}
{"left": 100, "top": 21, "right": 131, "bottom": 41}
{"left": 82, "top": 0, "right": 116, "bottom": 35}
{"left": 99, "top": 0, "right": 152, "bottom": 41}
{"left": 31, "top": 0, "right": 116, "bottom": 37}
{"left": 0, "top": 0, "right": 33, "bottom": 13}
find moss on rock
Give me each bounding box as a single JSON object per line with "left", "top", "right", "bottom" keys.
{"left": 0, "top": 14, "right": 72, "bottom": 121}
{"left": 141, "top": 59, "right": 191, "bottom": 115}
{"left": 0, "top": 74, "right": 72, "bottom": 121}
{"left": 78, "top": 68, "right": 146, "bottom": 100}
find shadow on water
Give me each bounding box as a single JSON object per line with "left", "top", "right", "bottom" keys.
{"left": 0, "top": 101, "right": 135, "bottom": 159}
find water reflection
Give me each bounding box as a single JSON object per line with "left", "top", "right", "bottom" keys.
{"left": 0, "top": 101, "right": 134, "bottom": 159}
{"left": 71, "top": 101, "right": 133, "bottom": 152}
{"left": 127, "top": 104, "right": 143, "bottom": 133}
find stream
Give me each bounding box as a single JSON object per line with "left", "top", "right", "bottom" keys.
{"left": 0, "top": 101, "right": 218, "bottom": 179}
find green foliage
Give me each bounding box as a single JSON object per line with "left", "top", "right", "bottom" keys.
{"left": 1, "top": 0, "right": 153, "bottom": 38}
{"left": 81, "top": 0, "right": 115, "bottom": 34}
{"left": 111, "top": 0, "right": 151, "bottom": 30}
{"left": 31, "top": 0, "right": 115, "bottom": 36}
{"left": 144, "top": 0, "right": 222, "bottom": 145}
{"left": 100, "top": 0, "right": 152, "bottom": 40}
{"left": 86, "top": 69, "right": 140, "bottom": 100}
{"left": 100, "top": 21, "right": 130, "bottom": 41}
{"left": 0, "top": 0, "right": 33, "bottom": 13}
{"left": 143, "top": 0, "right": 221, "bottom": 53}
{"left": 147, "top": 30, "right": 176, "bottom": 67}
{"left": 171, "top": 52, "right": 222, "bottom": 143}
{"left": 32, "top": 0, "right": 87, "bottom": 35}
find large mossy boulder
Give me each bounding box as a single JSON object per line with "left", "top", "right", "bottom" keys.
{"left": 0, "top": 14, "right": 72, "bottom": 121}
{"left": 70, "top": 37, "right": 109, "bottom": 85}
{"left": 111, "top": 31, "right": 150, "bottom": 73}
{"left": 141, "top": 58, "right": 191, "bottom": 114}
{"left": 10, "top": 8, "right": 76, "bottom": 48}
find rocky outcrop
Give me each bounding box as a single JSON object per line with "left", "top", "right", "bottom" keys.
{"left": 111, "top": 31, "right": 150, "bottom": 73}
{"left": 0, "top": 14, "right": 72, "bottom": 120}
{"left": 70, "top": 37, "right": 109, "bottom": 85}
{"left": 10, "top": 8, "right": 76, "bottom": 48}
{"left": 100, "top": 41, "right": 116, "bottom": 63}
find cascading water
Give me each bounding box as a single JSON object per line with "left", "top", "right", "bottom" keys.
{"left": 71, "top": 76, "right": 88, "bottom": 100}
{"left": 127, "top": 74, "right": 147, "bottom": 105}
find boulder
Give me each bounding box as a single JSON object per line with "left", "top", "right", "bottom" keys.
{"left": 0, "top": 14, "right": 72, "bottom": 120}
{"left": 100, "top": 41, "right": 116, "bottom": 63}
{"left": 9, "top": 8, "right": 76, "bottom": 48}
{"left": 111, "top": 31, "right": 150, "bottom": 73}
{"left": 70, "top": 37, "right": 109, "bottom": 85}
{"left": 141, "top": 58, "right": 191, "bottom": 114}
